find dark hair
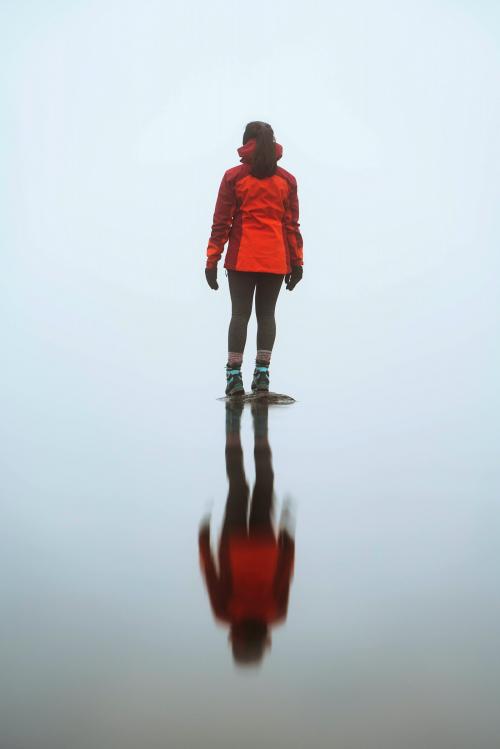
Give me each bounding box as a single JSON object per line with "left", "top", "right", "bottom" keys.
{"left": 230, "top": 619, "right": 269, "bottom": 666}
{"left": 242, "top": 121, "right": 277, "bottom": 179}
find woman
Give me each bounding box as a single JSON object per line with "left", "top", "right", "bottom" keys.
{"left": 204, "top": 121, "right": 304, "bottom": 396}
{"left": 199, "top": 400, "right": 295, "bottom": 666}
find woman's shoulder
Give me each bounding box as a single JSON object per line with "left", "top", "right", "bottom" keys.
{"left": 219, "top": 163, "right": 297, "bottom": 188}
{"left": 275, "top": 166, "right": 297, "bottom": 187}
{"left": 222, "top": 163, "right": 252, "bottom": 183}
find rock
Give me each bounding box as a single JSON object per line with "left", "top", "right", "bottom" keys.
{"left": 218, "top": 391, "right": 296, "bottom": 405}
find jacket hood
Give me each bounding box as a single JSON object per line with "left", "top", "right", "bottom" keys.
{"left": 237, "top": 138, "right": 283, "bottom": 164}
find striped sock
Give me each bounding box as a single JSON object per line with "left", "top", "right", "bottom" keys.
{"left": 256, "top": 349, "right": 272, "bottom": 365}
{"left": 228, "top": 351, "right": 243, "bottom": 366}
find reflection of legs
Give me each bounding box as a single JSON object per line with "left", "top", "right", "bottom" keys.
{"left": 255, "top": 273, "right": 284, "bottom": 363}
{"left": 249, "top": 404, "right": 274, "bottom": 536}
{"left": 227, "top": 271, "right": 257, "bottom": 364}
{"left": 222, "top": 401, "right": 249, "bottom": 537}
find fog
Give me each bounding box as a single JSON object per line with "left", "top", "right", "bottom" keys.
{"left": 1, "top": 1, "right": 499, "bottom": 747}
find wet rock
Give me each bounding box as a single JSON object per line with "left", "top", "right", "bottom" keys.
{"left": 218, "top": 391, "right": 296, "bottom": 405}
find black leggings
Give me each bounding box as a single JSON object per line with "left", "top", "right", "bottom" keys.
{"left": 227, "top": 270, "right": 284, "bottom": 354}
{"left": 222, "top": 403, "right": 275, "bottom": 539}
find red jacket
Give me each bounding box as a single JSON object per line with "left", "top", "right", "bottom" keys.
{"left": 199, "top": 530, "right": 295, "bottom": 626}
{"left": 205, "top": 139, "right": 303, "bottom": 274}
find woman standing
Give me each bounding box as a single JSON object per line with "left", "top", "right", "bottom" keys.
{"left": 204, "top": 121, "right": 303, "bottom": 396}
{"left": 199, "top": 399, "right": 295, "bottom": 665}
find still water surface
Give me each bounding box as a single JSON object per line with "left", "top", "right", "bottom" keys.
{"left": 1, "top": 348, "right": 499, "bottom": 749}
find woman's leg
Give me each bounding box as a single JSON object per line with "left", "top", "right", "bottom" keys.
{"left": 222, "top": 401, "right": 249, "bottom": 538}
{"left": 227, "top": 271, "right": 257, "bottom": 365}
{"left": 249, "top": 403, "right": 275, "bottom": 537}
{"left": 254, "top": 272, "right": 284, "bottom": 363}
{"left": 220, "top": 401, "right": 249, "bottom": 588}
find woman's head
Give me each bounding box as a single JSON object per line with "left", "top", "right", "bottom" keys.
{"left": 230, "top": 619, "right": 271, "bottom": 666}
{"left": 242, "top": 121, "right": 277, "bottom": 179}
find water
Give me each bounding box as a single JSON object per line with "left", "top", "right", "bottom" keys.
{"left": 1, "top": 296, "right": 499, "bottom": 748}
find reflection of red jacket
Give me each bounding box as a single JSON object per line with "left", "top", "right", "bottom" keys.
{"left": 205, "top": 139, "right": 303, "bottom": 274}
{"left": 199, "top": 531, "right": 295, "bottom": 625}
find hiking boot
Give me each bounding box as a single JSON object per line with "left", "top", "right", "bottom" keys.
{"left": 225, "top": 364, "right": 244, "bottom": 396}
{"left": 225, "top": 399, "right": 244, "bottom": 435}
{"left": 251, "top": 362, "right": 270, "bottom": 392}
{"left": 251, "top": 400, "right": 269, "bottom": 438}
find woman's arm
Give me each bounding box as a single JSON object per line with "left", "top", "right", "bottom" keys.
{"left": 284, "top": 178, "right": 304, "bottom": 267}
{"left": 199, "top": 524, "right": 228, "bottom": 622}
{"left": 274, "top": 530, "right": 295, "bottom": 620}
{"left": 206, "top": 172, "right": 237, "bottom": 269}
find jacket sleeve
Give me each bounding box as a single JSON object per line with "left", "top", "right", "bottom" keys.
{"left": 284, "top": 178, "right": 304, "bottom": 267}
{"left": 206, "top": 171, "right": 237, "bottom": 269}
{"left": 199, "top": 529, "right": 228, "bottom": 623}
{"left": 274, "top": 530, "right": 295, "bottom": 621}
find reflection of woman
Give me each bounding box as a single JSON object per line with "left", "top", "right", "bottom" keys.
{"left": 204, "top": 121, "right": 304, "bottom": 396}
{"left": 199, "top": 401, "right": 295, "bottom": 666}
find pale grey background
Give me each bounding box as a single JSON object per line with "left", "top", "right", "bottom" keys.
{"left": 1, "top": 1, "right": 499, "bottom": 748}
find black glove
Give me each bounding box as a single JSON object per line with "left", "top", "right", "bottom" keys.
{"left": 285, "top": 265, "right": 303, "bottom": 291}
{"left": 205, "top": 266, "right": 219, "bottom": 290}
